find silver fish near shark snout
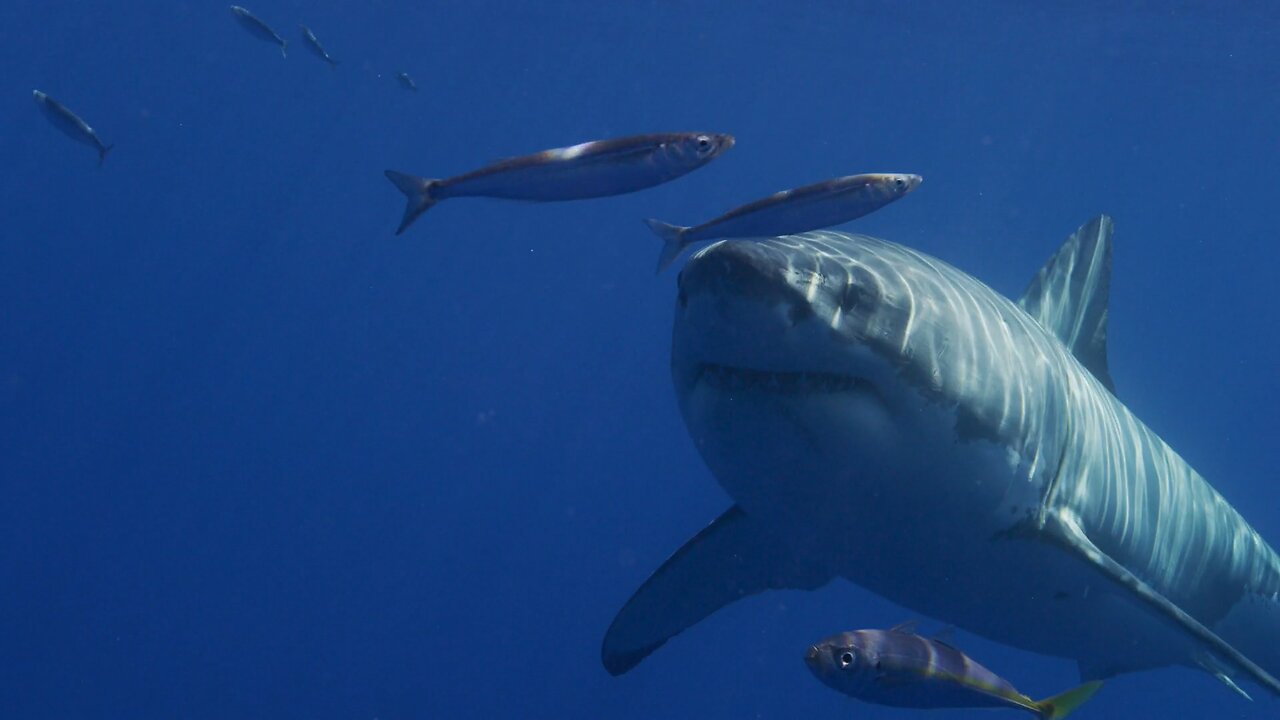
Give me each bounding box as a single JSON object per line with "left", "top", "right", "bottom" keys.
{"left": 806, "top": 626, "right": 1101, "bottom": 718}
{"left": 384, "top": 132, "right": 734, "bottom": 235}
{"left": 603, "top": 217, "right": 1280, "bottom": 701}
{"left": 230, "top": 6, "right": 287, "bottom": 58}
{"left": 32, "top": 90, "right": 113, "bottom": 166}
{"left": 647, "top": 172, "right": 921, "bottom": 273}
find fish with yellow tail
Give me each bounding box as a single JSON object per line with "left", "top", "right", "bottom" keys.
{"left": 806, "top": 624, "right": 1102, "bottom": 719}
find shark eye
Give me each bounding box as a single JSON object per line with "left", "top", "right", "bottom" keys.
{"left": 839, "top": 651, "right": 855, "bottom": 667}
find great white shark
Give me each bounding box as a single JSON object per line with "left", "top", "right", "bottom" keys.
{"left": 602, "top": 216, "right": 1280, "bottom": 700}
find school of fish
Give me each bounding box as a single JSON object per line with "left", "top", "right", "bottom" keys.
{"left": 33, "top": 6, "right": 921, "bottom": 273}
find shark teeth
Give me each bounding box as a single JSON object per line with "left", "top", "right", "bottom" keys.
{"left": 696, "top": 363, "right": 872, "bottom": 395}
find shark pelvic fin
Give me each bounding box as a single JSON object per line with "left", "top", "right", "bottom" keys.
{"left": 1046, "top": 507, "right": 1280, "bottom": 698}
{"left": 1200, "top": 654, "right": 1254, "bottom": 701}
{"left": 601, "top": 505, "right": 832, "bottom": 675}
{"left": 1018, "top": 215, "right": 1115, "bottom": 393}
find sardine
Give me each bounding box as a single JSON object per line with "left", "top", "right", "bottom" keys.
{"left": 646, "top": 172, "right": 921, "bottom": 272}
{"left": 806, "top": 625, "right": 1101, "bottom": 719}
{"left": 300, "top": 26, "right": 337, "bottom": 67}
{"left": 230, "top": 6, "right": 287, "bottom": 58}
{"left": 32, "top": 90, "right": 113, "bottom": 166}
{"left": 396, "top": 72, "right": 417, "bottom": 91}
{"left": 384, "top": 132, "right": 734, "bottom": 236}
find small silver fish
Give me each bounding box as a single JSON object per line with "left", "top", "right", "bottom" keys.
{"left": 646, "top": 172, "right": 922, "bottom": 273}
{"left": 32, "top": 90, "right": 113, "bottom": 166}
{"left": 300, "top": 26, "right": 337, "bottom": 67}
{"left": 230, "top": 6, "right": 287, "bottom": 58}
{"left": 806, "top": 625, "right": 1102, "bottom": 719}
{"left": 384, "top": 132, "right": 734, "bottom": 236}
{"left": 396, "top": 72, "right": 417, "bottom": 91}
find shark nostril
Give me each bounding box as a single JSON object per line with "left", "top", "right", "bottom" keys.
{"left": 840, "top": 266, "right": 882, "bottom": 315}
{"left": 787, "top": 301, "right": 812, "bottom": 326}
{"left": 840, "top": 283, "right": 866, "bottom": 314}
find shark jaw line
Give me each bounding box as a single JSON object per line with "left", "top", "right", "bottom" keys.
{"left": 692, "top": 362, "right": 885, "bottom": 401}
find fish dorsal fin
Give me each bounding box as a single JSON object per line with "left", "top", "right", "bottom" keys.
{"left": 888, "top": 620, "right": 919, "bottom": 635}
{"left": 930, "top": 625, "right": 956, "bottom": 645}
{"left": 1017, "top": 215, "right": 1115, "bottom": 394}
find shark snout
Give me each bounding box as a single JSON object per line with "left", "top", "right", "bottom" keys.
{"left": 677, "top": 240, "right": 814, "bottom": 326}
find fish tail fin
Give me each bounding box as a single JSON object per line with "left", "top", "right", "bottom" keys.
{"left": 385, "top": 170, "right": 441, "bottom": 235}
{"left": 646, "top": 219, "right": 689, "bottom": 274}
{"left": 98, "top": 144, "right": 114, "bottom": 167}
{"left": 1035, "top": 681, "right": 1102, "bottom": 719}
{"left": 280, "top": 41, "right": 288, "bottom": 58}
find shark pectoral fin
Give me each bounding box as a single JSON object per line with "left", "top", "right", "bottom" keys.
{"left": 601, "top": 505, "right": 832, "bottom": 675}
{"left": 1045, "top": 508, "right": 1280, "bottom": 698}
{"left": 1017, "top": 215, "right": 1115, "bottom": 393}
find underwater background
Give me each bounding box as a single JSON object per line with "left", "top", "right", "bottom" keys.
{"left": 3, "top": 1, "right": 1279, "bottom": 717}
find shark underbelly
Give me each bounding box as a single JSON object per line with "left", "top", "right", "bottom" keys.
{"left": 679, "top": 351, "right": 1197, "bottom": 674}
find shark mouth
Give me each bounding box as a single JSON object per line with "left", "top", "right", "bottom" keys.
{"left": 694, "top": 363, "right": 881, "bottom": 397}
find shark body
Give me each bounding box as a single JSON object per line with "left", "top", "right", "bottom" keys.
{"left": 603, "top": 217, "right": 1280, "bottom": 700}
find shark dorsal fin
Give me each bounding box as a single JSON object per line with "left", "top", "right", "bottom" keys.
{"left": 1017, "top": 215, "right": 1116, "bottom": 394}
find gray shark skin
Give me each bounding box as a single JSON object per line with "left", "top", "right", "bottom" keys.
{"left": 602, "top": 217, "right": 1280, "bottom": 700}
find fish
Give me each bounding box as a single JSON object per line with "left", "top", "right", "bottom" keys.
{"left": 299, "top": 26, "right": 337, "bottom": 67}
{"left": 230, "top": 6, "right": 287, "bottom": 58}
{"left": 601, "top": 216, "right": 1280, "bottom": 701}
{"left": 383, "top": 132, "right": 734, "bottom": 235}
{"left": 646, "top": 172, "right": 921, "bottom": 273}
{"left": 805, "top": 624, "right": 1101, "bottom": 718}
{"left": 396, "top": 72, "right": 417, "bottom": 91}
{"left": 32, "top": 90, "right": 113, "bottom": 166}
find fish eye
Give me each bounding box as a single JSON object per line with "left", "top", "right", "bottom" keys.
{"left": 696, "top": 135, "right": 713, "bottom": 152}
{"left": 893, "top": 177, "right": 907, "bottom": 190}
{"left": 839, "top": 651, "right": 855, "bottom": 667}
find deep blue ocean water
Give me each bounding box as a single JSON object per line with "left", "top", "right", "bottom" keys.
{"left": 3, "top": 2, "right": 1279, "bottom": 718}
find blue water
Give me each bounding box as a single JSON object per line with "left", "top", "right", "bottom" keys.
{"left": 3, "top": 2, "right": 1278, "bottom": 718}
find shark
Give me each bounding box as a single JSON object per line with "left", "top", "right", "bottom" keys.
{"left": 602, "top": 216, "right": 1280, "bottom": 701}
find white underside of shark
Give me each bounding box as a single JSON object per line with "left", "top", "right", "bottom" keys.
{"left": 601, "top": 217, "right": 1280, "bottom": 700}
